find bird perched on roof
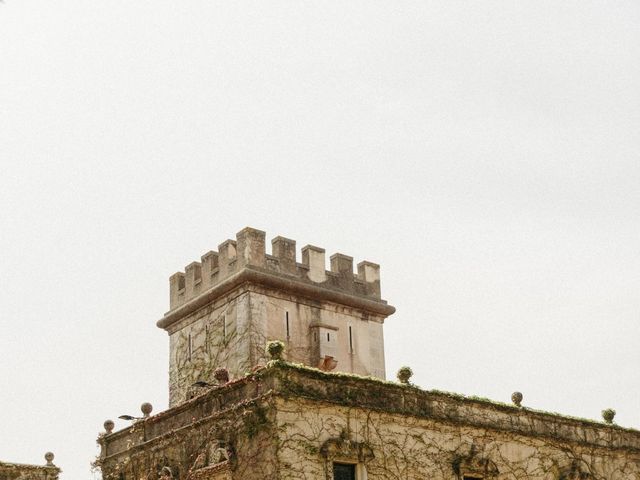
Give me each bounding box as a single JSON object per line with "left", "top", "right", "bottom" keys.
{"left": 118, "top": 414, "right": 142, "bottom": 421}
{"left": 192, "top": 380, "right": 214, "bottom": 388}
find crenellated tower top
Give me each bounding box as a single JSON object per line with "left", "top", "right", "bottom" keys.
{"left": 157, "top": 227, "right": 393, "bottom": 331}
{"left": 157, "top": 227, "right": 395, "bottom": 406}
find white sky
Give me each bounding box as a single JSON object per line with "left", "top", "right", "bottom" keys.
{"left": 1, "top": 1, "right": 639, "bottom": 478}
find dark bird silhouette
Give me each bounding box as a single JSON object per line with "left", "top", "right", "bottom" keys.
{"left": 192, "top": 380, "right": 214, "bottom": 388}
{"left": 118, "top": 414, "right": 142, "bottom": 421}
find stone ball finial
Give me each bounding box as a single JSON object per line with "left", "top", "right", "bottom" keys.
{"left": 511, "top": 391, "right": 523, "bottom": 407}
{"left": 141, "top": 402, "right": 153, "bottom": 417}
{"left": 266, "top": 340, "right": 285, "bottom": 361}
{"left": 396, "top": 366, "right": 413, "bottom": 384}
{"left": 214, "top": 367, "right": 230, "bottom": 384}
{"left": 104, "top": 419, "right": 115, "bottom": 434}
{"left": 602, "top": 408, "right": 616, "bottom": 424}
{"left": 44, "top": 452, "right": 54, "bottom": 466}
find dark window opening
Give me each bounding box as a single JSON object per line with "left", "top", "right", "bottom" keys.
{"left": 333, "top": 463, "right": 356, "bottom": 480}
{"left": 223, "top": 315, "right": 227, "bottom": 342}
{"left": 349, "top": 326, "right": 353, "bottom": 353}
{"left": 285, "top": 311, "right": 290, "bottom": 339}
{"left": 327, "top": 332, "right": 330, "bottom": 342}
{"left": 463, "top": 476, "right": 483, "bottom": 480}
{"left": 187, "top": 333, "right": 192, "bottom": 361}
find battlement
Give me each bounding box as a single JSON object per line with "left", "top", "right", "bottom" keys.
{"left": 165, "top": 227, "right": 386, "bottom": 314}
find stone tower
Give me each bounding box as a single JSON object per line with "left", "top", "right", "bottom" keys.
{"left": 157, "top": 227, "right": 395, "bottom": 406}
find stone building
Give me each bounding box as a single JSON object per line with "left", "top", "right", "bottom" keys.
{"left": 96, "top": 228, "right": 640, "bottom": 480}
{"left": 158, "top": 227, "right": 393, "bottom": 407}
{"left": 0, "top": 454, "right": 60, "bottom": 480}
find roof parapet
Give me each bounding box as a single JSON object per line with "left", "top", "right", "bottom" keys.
{"left": 166, "top": 227, "right": 386, "bottom": 312}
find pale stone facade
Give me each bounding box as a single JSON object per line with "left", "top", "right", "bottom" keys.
{"left": 272, "top": 368, "right": 640, "bottom": 479}
{"left": 95, "top": 227, "right": 640, "bottom": 480}
{"left": 157, "top": 228, "right": 394, "bottom": 407}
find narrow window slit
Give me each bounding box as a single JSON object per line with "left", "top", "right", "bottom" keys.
{"left": 285, "top": 311, "right": 290, "bottom": 340}
{"left": 223, "top": 315, "right": 227, "bottom": 342}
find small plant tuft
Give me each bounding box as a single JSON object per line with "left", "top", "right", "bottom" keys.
{"left": 511, "top": 391, "right": 523, "bottom": 407}
{"left": 266, "top": 340, "right": 285, "bottom": 360}
{"left": 602, "top": 408, "right": 616, "bottom": 424}
{"left": 396, "top": 366, "right": 413, "bottom": 384}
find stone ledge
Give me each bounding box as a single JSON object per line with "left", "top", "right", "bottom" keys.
{"left": 0, "top": 461, "right": 60, "bottom": 480}
{"left": 158, "top": 266, "right": 395, "bottom": 331}
{"left": 270, "top": 363, "right": 640, "bottom": 452}
{"left": 100, "top": 362, "right": 640, "bottom": 458}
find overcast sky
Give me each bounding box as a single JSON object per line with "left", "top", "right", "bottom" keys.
{"left": 1, "top": 1, "right": 639, "bottom": 479}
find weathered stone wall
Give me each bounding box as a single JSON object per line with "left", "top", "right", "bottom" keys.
{"left": 168, "top": 284, "right": 387, "bottom": 406}
{"left": 269, "top": 365, "right": 640, "bottom": 480}
{"left": 167, "top": 289, "right": 253, "bottom": 406}
{"left": 276, "top": 396, "right": 640, "bottom": 480}
{"left": 97, "top": 363, "right": 640, "bottom": 480}
{"left": 0, "top": 458, "right": 60, "bottom": 480}
{"left": 97, "top": 378, "right": 280, "bottom": 480}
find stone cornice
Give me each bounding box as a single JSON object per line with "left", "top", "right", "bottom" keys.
{"left": 157, "top": 266, "right": 395, "bottom": 331}
{"left": 0, "top": 461, "right": 60, "bottom": 479}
